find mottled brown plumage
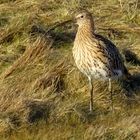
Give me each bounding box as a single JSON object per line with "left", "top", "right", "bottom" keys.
{"left": 73, "top": 10, "right": 130, "bottom": 112}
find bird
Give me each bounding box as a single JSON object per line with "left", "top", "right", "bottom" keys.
{"left": 72, "top": 9, "right": 130, "bottom": 112}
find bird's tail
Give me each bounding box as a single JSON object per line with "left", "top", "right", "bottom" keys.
{"left": 123, "top": 66, "right": 131, "bottom": 81}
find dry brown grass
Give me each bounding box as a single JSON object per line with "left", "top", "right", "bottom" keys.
{"left": 0, "top": 0, "right": 140, "bottom": 139}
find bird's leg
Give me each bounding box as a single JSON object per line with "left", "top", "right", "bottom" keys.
{"left": 108, "top": 78, "right": 114, "bottom": 112}
{"left": 88, "top": 76, "right": 93, "bottom": 113}
{"left": 108, "top": 78, "right": 112, "bottom": 100}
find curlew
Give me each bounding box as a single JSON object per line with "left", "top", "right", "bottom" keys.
{"left": 72, "top": 10, "right": 130, "bottom": 112}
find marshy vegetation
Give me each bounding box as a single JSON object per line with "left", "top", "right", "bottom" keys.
{"left": 0, "top": 0, "right": 140, "bottom": 139}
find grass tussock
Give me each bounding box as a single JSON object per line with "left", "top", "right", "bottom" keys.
{"left": 0, "top": 0, "right": 140, "bottom": 139}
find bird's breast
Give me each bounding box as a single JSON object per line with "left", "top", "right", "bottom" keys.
{"left": 73, "top": 43, "right": 107, "bottom": 78}
{"left": 73, "top": 39, "right": 113, "bottom": 79}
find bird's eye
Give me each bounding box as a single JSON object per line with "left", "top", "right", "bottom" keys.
{"left": 81, "top": 15, "right": 84, "bottom": 18}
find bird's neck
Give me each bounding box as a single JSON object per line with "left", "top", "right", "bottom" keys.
{"left": 75, "top": 24, "right": 95, "bottom": 47}
{"left": 78, "top": 23, "right": 94, "bottom": 35}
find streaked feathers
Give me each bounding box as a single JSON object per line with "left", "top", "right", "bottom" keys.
{"left": 73, "top": 10, "right": 129, "bottom": 80}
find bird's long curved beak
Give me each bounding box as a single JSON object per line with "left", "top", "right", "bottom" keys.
{"left": 63, "top": 19, "right": 73, "bottom": 24}
{"left": 62, "top": 18, "right": 76, "bottom": 25}
{"left": 73, "top": 18, "right": 77, "bottom": 24}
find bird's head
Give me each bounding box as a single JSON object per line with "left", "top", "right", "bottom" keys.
{"left": 74, "top": 10, "right": 94, "bottom": 28}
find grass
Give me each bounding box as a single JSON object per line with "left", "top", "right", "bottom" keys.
{"left": 0, "top": 0, "right": 140, "bottom": 139}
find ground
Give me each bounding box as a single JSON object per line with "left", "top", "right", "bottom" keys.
{"left": 0, "top": 0, "right": 140, "bottom": 140}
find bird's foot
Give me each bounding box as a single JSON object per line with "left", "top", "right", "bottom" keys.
{"left": 89, "top": 107, "right": 94, "bottom": 115}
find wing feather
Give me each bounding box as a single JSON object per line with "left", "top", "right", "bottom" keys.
{"left": 94, "top": 34, "right": 126, "bottom": 74}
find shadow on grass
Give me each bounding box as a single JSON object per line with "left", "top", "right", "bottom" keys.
{"left": 119, "top": 72, "right": 140, "bottom": 95}
{"left": 72, "top": 103, "right": 111, "bottom": 124}
{"left": 120, "top": 73, "right": 140, "bottom": 109}
{"left": 122, "top": 49, "right": 140, "bottom": 66}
